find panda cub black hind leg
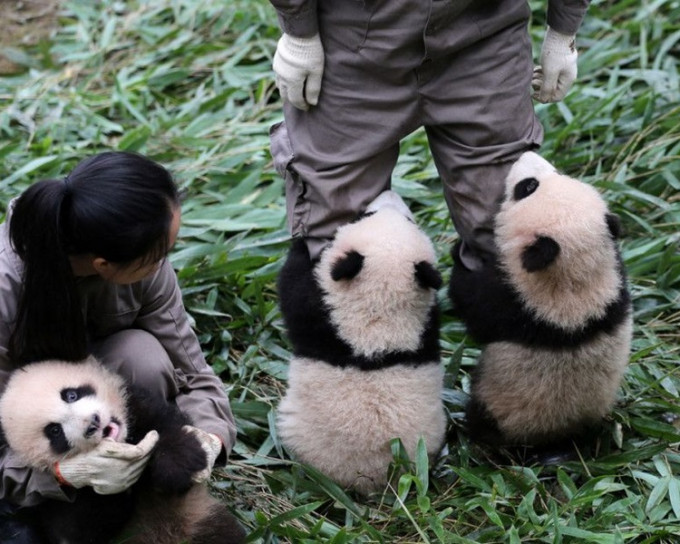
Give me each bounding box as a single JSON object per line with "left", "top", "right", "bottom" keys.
{"left": 122, "top": 389, "right": 246, "bottom": 544}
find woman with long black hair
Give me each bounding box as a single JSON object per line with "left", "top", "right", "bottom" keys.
{"left": 0, "top": 151, "right": 236, "bottom": 543}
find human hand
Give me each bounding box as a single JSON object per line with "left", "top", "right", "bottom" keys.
{"left": 182, "top": 425, "right": 222, "bottom": 483}
{"left": 532, "top": 26, "right": 578, "bottom": 103}
{"left": 273, "top": 33, "right": 324, "bottom": 110}
{"left": 54, "top": 430, "right": 158, "bottom": 495}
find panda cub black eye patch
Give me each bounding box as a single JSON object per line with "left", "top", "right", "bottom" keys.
{"left": 44, "top": 423, "right": 70, "bottom": 455}
{"left": 60, "top": 385, "right": 96, "bottom": 403}
{"left": 513, "top": 177, "right": 540, "bottom": 200}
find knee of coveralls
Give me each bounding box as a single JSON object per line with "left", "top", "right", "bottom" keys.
{"left": 270, "top": 120, "right": 400, "bottom": 261}
{"left": 270, "top": 1, "right": 428, "bottom": 263}
{"left": 91, "top": 329, "right": 178, "bottom": 400}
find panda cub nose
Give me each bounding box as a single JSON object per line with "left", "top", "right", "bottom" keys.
{"left": 85, "top": 413, "right": 101, "bottom": 438}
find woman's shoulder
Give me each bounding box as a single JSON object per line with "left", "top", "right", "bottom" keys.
{"left": 0, "top": 222, "right": 22, "bottom": 334}
{"left": 0, "top": 221, "right": 23, "bottom": 284}
{"left": 140, "top": 258, "right": 180, "bottom": 295}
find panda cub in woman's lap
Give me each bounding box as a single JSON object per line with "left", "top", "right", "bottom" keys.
{"left": 0, "top": 356, "right": 246, "bottom": 544}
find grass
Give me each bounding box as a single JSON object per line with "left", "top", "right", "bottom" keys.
{"left": 1, "top": 0, "right": 679, "bottom": 542}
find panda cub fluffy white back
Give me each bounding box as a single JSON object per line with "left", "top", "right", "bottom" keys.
{"left": 450, "top": 152, "right": 633, "bottom": 447}
{"left": 277, "top": 191, "right": 446, "bottom": 494}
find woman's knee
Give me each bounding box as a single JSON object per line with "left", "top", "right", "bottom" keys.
{"left": 91, "top": 329, "right": 177, "bottom": 399}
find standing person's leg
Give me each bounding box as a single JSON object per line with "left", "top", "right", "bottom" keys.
{"left": 91, "top": 329, "right": 178, "bottom": 400}
{"left": 271, "top": 121, "right": 402, "bottom": 260}
{"left": 421, "top": 1, "right": 543, "bottom": 270}
{"left": 271, "top": 1, "right": 430, "bottom": 260}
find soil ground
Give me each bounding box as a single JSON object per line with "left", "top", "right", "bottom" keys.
{"left": 0, "top": 0, "right": 59, "bottom": 74}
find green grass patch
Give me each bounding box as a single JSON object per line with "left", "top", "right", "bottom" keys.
{"left": 1, "top": 0, "right": 679, "bottom": 541}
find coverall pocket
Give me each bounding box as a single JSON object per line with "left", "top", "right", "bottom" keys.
{"left": 270, "top": 121, "right": 310, "bottom": 237}
{"left": 330, "top": 0, "right": 373, "bottom": 53}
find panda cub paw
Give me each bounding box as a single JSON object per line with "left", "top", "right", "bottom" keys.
{"left": 147, "top": 427, "right": 207, "bottom": 495}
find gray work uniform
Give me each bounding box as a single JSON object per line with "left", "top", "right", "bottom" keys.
{"left": 0, "top": 215, "right": 237, "bottom": 507}
{"left": 269, "top": 0, "right": 589, "bottom": 265}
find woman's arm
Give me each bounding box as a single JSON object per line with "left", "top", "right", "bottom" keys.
{"left": 134, "top": 260, "right": 237, "bottom": 459}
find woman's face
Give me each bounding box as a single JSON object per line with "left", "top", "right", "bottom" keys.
{"left": 101, "top": 205, "right": 181, "bottom": 285}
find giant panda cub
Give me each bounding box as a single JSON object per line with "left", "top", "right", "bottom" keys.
{"left": 450, "top": 152, "right": 633, "bottom": 449}
{"left": 0, "top": 356, "right": 246, "bottom": 544}
{"left": 276, "top": 191, "right": 446, "bottom": 495}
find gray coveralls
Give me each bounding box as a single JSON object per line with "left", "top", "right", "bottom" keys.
{"left": 270, "top": 0, "right": 589, "bottom": 266}
{"left": 0, "top": 211, "right": 236, "bottom": 508}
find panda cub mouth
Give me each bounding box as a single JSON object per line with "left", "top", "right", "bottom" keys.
{"left": 102, "top": 417, "right": 122, "bottom": 441}
{"left": 85, "top": 415, "right": 122, "bottom": 441}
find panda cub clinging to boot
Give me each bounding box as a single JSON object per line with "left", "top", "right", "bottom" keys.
{"left": 277, "top": 191, "right": 446, "bottom": 495}
{"left": 0, "top": 356, "right": 246, "bottom": 544}
{"left": 450, "top": 152, "right": 633, "bottom": 448}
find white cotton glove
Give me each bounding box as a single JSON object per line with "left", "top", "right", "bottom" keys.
{"left": 183, "top": 425, "right": 223, "bottom": 483}
{"left": 54, "top": 430, "right": 159, "bottom": 495}
{"left": 273, "top": 32, "right": 325, "bottom": 110}
{"left": 532, "top": 26, "right": 578, "bottom": 103}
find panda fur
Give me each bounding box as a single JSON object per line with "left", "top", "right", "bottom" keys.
{"left": 0, "top": 356, "right": 246, "bottom": 544}
{"left": 276, "top": 191, "right": 446, "bottom": 495}
{"left": 449, "top": 152, "right": 633, "bottom": 447}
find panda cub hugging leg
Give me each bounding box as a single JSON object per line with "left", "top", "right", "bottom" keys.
{"left": 277, "top": 191, "right": 447, "bottom": 495}
{"left": 449, "top": 152, "right": 633, "bottom": 452}
{"left": 0, "top": 357, "right": 246, "bottom": 544}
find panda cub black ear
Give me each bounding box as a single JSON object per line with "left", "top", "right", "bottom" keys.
{"left": 513, "top": 177, "right": 540, "bottom": 201}
{"left": 415, "top": 261, "right": 442, "bottom": 290}
{"left": 331, "top": 251, "right": 365, "bottom": 281}
{"left": 521, "top": 236, "right": 561, "bottom": 272}
{"left": 606, "top": 213, "right": 623, "bottom": 240}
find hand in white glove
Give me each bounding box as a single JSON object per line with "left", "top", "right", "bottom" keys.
{"left": 54, "top": 430, "right": 159, "bottom": 495}
{"left": 532, "top": 26, "right": 578, "bottom": 103}
{"left": 183, "top": 425, "right": 223, "bottom": 483}
{"left": 273, "top": 33, "right": 324, "bottom": 110}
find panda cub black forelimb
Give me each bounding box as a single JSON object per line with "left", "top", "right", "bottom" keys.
{"left": 125, "top": 385, "right": 207, "bottom": 495}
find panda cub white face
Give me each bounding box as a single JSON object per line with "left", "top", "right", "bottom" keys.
{"left": 0, "top": 357, "right": 129, "bottom": 470}
{"left": 496, "top": 152, "right": 623, "bottom": 330}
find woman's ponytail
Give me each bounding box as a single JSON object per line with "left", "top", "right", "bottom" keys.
{"left": 8, "top": 179, "right": 88, "bottom": 364}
